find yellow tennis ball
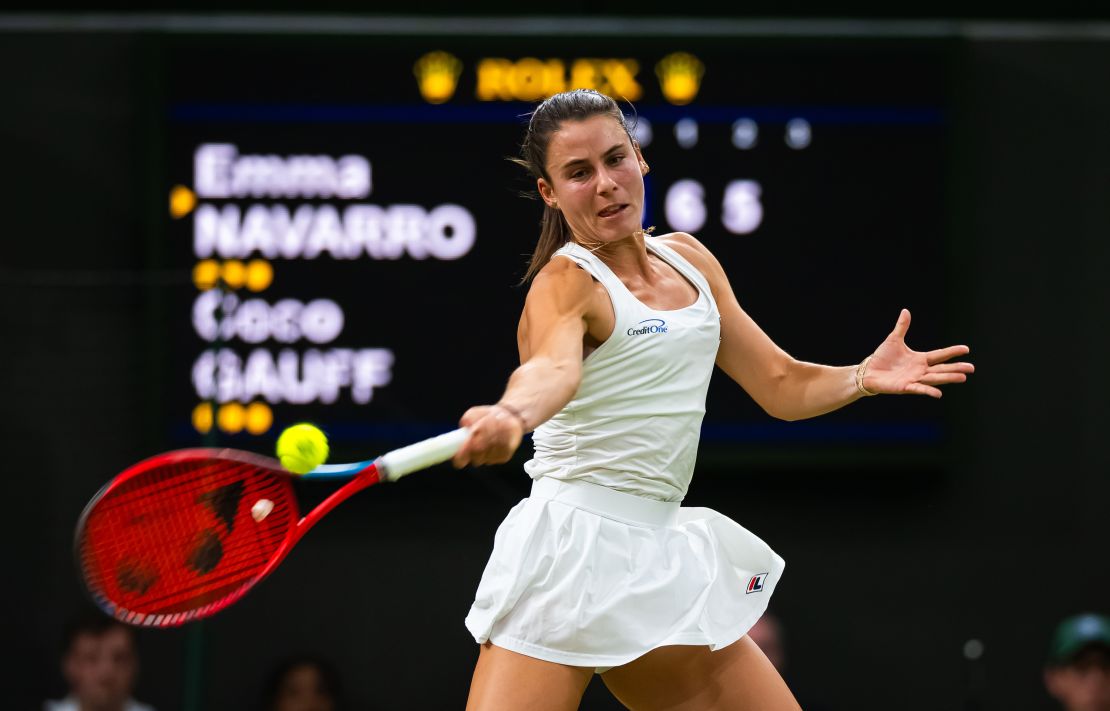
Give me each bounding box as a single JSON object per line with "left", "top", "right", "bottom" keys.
{"left": 275, "top": 423, "right": 329, "bottom": 475}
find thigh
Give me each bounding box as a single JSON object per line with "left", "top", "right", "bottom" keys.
{"left": 600, "top": 636, "right": 801, "bottom": 711}
{"left": 465, "top": 642, "right": 594, "bottom": 711}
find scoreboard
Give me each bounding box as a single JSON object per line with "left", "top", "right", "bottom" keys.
{"left": 161, "top": 31, "right": 951, "bottom": 466}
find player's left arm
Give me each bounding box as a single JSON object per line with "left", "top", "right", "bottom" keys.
{"left": 663, "top": 232, "right": 974, "bottom": 421}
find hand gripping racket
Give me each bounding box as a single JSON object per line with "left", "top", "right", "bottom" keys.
{"left": 75, "top": 428, "right": 469, "bottom": 627}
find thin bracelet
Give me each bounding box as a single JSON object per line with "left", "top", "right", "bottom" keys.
{"left": 856, "top": 356, "right": 878, "bottom": 397}
{"left": 494, "top": 402, "right": 529, "bottom": 431}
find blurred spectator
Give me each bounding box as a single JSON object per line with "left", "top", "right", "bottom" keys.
{"left": 44, "top": 611, "right": 154, "bottom": 711}
{"left": 1044, "top": 612, "right": 1110, "bottom": 711}
{"left": 260, "top": 654, "right": 344, "bottom": 711}
{"left": 748, "top": 611, "right": 831, "bottom": 711}
{"left": 748, "top": 612, "right": 786, "bottom": 672}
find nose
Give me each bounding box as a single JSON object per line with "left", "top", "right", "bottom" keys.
{"left": 596, "top": 166, "right": 618, "bottom": 194}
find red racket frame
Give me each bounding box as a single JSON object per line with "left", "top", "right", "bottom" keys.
{"left": 75, "top": 448, "right": 381, "bottom": 627}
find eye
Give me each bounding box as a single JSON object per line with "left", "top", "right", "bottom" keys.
{"left": 608, "top": 153, "right": 625, "bottom": 165}
{"left": 570, "top": 168, "right": 589, "bottom": 180}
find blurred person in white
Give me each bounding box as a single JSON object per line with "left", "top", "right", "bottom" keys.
{"left": 44, "top": 611, "right": 154, "bottom": 711}
{"left": 1044, "top": 613, "right": 1110, "bottom": 711}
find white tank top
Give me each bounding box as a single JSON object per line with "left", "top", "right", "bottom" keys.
{"left": 523, "top": 236, "right": 721, "bottom": 502}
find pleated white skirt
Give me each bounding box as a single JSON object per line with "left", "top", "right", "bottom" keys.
{"left": 464, "top": 476, "right": 785, "bottom": 672}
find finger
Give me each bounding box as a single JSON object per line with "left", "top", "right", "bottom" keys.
{"left": 452, "top": 424, "right": 485, "bottom": 468}
{"left": 918, "top": 373, "right": 967, "bottom": 386}
{"left": 905, "top": 382, "right": 942, "bottom": 398}
{"left": 890, "top": 309, "right": 911, "bottom": 340}
{"left": 474, "top": 446, "right": 509, "bottom": 468}
{"left": 481, "top": 448, "right": 510, "bottom": 467}
{"left": 466, "top": 428, "right": 494, "bottom": 467}
{"left": 453, "top": 412, "right": 481, "bottom": 467}
{"left": 928, "top": 362, "right": 975, "bottom": 374}
{"left": 459, "top": 406, "right": 489, "bottom": 428}
{"left": 925, "top": 345, "right": 970, "bottom": 365}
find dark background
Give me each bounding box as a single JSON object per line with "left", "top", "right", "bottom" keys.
{"left": 3, "top": 9, "right": 1109, "bottom": 711}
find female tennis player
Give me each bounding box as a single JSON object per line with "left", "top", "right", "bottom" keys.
{"left": 453, "top": 89, "right": 973, "bottom": 711}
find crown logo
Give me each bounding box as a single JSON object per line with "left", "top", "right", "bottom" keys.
{"left": 414, "top": 51, "right": 463, "bottom": 104}
{"left": 655, "top": 52, "right": 704, "bottom": 105}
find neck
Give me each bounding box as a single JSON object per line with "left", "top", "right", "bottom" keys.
{"left": 576, "top": 229, "right": 650, "bottom": 276}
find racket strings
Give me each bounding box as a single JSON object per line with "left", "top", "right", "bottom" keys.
{"left": 96, "top": 458, "right": 256, "bottom": 523}
{"left": 86, "top": 489, "right": 287, "bottom": 611}
{"left": 115, "top": 520, "right": 287, "bottom": 611}
{"left": 128, "top": 512, "right": 291, "bottom": 610}
{"left": 89, "top": 460, "right": 251, "bottom": 567}
{"left": 80, "top": 455, "right": 295, "bottom": 620}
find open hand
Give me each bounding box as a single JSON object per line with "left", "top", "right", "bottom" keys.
{"left": 863, "top": 309, "right": 974, "bottom": 398}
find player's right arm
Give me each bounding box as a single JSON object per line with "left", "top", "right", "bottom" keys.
{"left": 452, "top": 257, "right": 596, "bottom": 467}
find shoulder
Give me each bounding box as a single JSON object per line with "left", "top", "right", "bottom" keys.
{"left": 533, "top": 252, "right": 596, "bottom": 291}
{"left": 656, "top": 231, "right": 713, "bottom": 262}
{"left": 526, "top": 253, "right": 600, "bottom": 314}
{"left": 655, "top": 231, "right": 725, "bottom": 281}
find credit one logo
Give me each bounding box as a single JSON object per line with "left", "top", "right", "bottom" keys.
{"left": 627, "top": 318, "right": 668, "bottom": 336}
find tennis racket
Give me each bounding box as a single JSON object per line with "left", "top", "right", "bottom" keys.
{"left": 75, "top": 427, "right": 469, "bottom": 628}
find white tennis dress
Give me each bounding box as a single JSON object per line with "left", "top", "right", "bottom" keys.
{"left": 464, "top": 236, "right": 785, "bottom": 671}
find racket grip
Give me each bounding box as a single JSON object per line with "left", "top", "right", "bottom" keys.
{"left": 377, "top": 427, "right": 470, "bottom": 481}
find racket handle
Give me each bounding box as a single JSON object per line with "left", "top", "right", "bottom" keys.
{"left": 377, "top": 427, "right": 470, "bottom": 481}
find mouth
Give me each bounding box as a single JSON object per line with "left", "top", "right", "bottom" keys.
{"left": 597, "top": 204, "right": 628, "bottom": 219}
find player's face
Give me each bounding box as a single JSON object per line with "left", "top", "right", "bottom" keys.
{"left": 538, "top": 114, "right": 648, "bottom": 245}
{"left": 64, "top": 628, "right": 138, "bottom": 708}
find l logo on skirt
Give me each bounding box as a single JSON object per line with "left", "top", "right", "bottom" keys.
{"left": 746, "top": 573, "right": 769, "bottom": 594}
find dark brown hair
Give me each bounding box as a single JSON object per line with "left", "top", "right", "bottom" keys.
{"left": 61, "top": 610, "right": 135, "bottom": 655}
{"left": 514, "top": 89, "right": 637, "bottom": 283}
{"left": 259, "top": 654, "right": 344, "bottom": 711}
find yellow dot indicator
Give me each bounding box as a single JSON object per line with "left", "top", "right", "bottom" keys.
{"left": 217, "top": 402, "right": 245, "bottom": 434}
{"left": 220, "top": 260, "right": 246, "bottom": 290}
{"left": 193, "top": 260, "right": 220, "bottom": 290}
{"left": 245, "top": 401, "right": 273, "bottom": 435}
{"left": 169, "top": 185, "right": 197, "bottom": 219}
{"left": 655, "top": 52, "right": 705, "bottom": 106}
{"left": 192, "top": 402, "right": 213, "bottom": 434}
{"left": 245, "top": 260, "right": 273, "bottom": 292}
{"left": 414, "top": 51, "right": 462, "bottom": 104}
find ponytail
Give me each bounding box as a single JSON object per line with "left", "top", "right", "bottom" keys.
{"left": 521, "top": 205, "right": 574, "bottom": 284}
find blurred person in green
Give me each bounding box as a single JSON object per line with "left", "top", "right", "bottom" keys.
{"left": 1044, "top": 613, "right": 1110, "bottom": 711}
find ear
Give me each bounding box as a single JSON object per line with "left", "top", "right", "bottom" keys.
{"left": 537, "top": 178, "right": 558, "bottom": 208}
{"left": 633, "top": 140, "right": 650, "bottom": 176}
